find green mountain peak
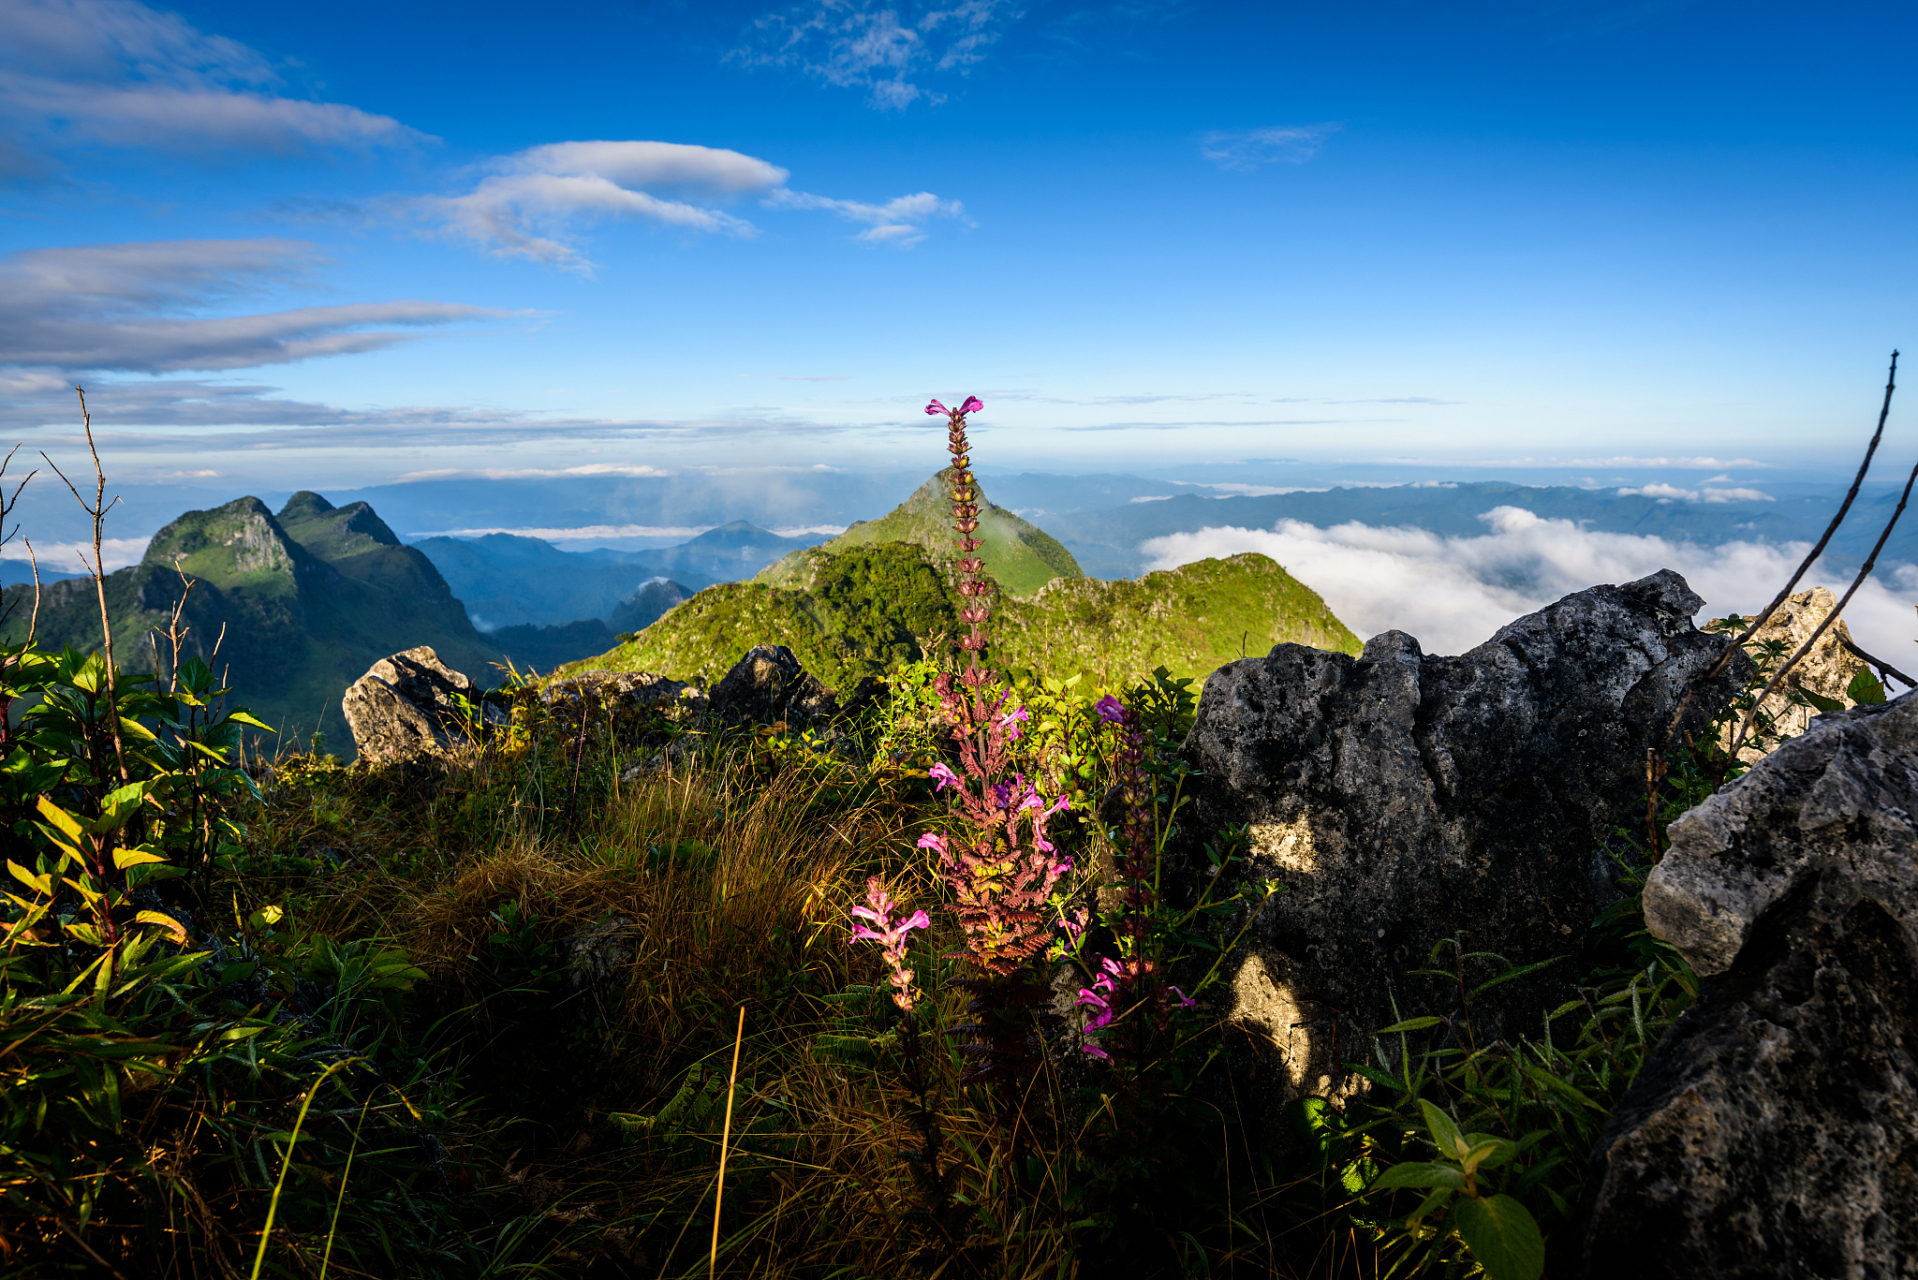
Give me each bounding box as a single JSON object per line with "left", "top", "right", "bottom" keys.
{"left": 278, "top": 491, "right": 336, "bottom": 522}
{"left": 756, "top": 468, "right": 1082, "bottom": 598}
{"left": 141, "top": 496, "right": 300, "bottom": 595}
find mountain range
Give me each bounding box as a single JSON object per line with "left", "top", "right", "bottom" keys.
{"left": 6, "top": 492, "right": 498, "bottom": 748}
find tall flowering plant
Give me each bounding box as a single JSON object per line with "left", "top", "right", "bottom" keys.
{"left": 913, "top": 396, "right": 1078, "bottom": 1087}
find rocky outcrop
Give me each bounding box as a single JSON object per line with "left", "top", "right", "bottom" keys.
{"left": 538, "top": 669, "right": 706, "bottom": 754}
{"left": 342, "top": 646, "right": 496, "bottom": 765}
{"left": 1182, "top": 570, "right": 1747, "bottom": 1116}
{"left": 1724, "top": 586, "right": 1868, "bottom": 760}
{"left": 708, "top": 644, "right": 839, "bottom": 728}
{"left": 1578, "top": 693, "right": 1918, "bottom": 1277}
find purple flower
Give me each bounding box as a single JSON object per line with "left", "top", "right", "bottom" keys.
{"left": 928, "top": 761, "right": 960, "bottom": 791}
{"left": 1076, "top": 957, "right": 1124, "bottom": 1059}
{"left": 1093, "top": 694, "right": 1129, "bottom": 725}
{"left": 960, "top": 396, "right": 984, "bottom": 415}
{"left": 1165, "top": 985, "right": 1196, "bottom": 1010}
{"left": 997, "top": 704, "right": 1030, "bottom": 739}
{"left": 925, "top": 399, "right": 949, "bottom": 416}
{"left": 850, "top": 876, "right": 931, "bottom": 1012}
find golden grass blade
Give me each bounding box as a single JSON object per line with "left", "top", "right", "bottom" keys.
{"left": 712, "top": 1005, "right": 746, "bottom": 1280}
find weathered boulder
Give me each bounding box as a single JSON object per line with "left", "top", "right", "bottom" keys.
{"left": 708, "top": 644, "right": 839, "bottom": 728}
{"left": 1579, "top": 693, "right": 1918, "bottom": 1277}
{"left": 342, "top": 646, "right": 496, "bottom": 765}
{"left": 1183, "top": 569, "right": 1746, "bottom": 1114}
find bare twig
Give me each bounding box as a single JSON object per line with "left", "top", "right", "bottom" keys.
{"left": 1839, "top": 635, "right": 1915, "bottom": 690}
{"left": 43, "top": 388, "right": 128, "bottom": 782}
{"left": 1661, "top": 351, "right": 1899, "bottom": 750}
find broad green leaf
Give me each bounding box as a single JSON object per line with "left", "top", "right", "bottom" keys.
{"left": 7, "top": 859, "right": 50, "bottom": 893}
{"left": 62, "top": 922, "right": 106, "bottom": 947}
{"left": 112, "top": 845, "right": 168, "bottom": 871}
{"left": 34, "top": 795, "right": 85, "bottom": 844}
{"left": 1369, "top": 1161, "right": 1467, "bottom": 1192}
{"left": 1451, "top": 1193, "right": 1545, "bottom": 1280}
{"left": 1375, "top": 1016, "right": 1442, "bottom": 1034}
{"left": 225, "top": 709, "right": 273, "bottom": 732}
{"left": 134, "top": 911, "right": 189, "bottom": 945}
{"left": 1419, "top": 1099, "right": 1469, "bottom": 1160}
{"left": 1460, "top": 1137, "right": 1519, "bottom": 1174}
{"left": 1848, "top": 667, "right": 1886, "bottom": 705}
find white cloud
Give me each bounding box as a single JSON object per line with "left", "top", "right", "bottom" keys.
{"left": 425, "top": 140, "right": 967, "bottom": 265}
{"left": 1618, "top": 483, "right": 1775, "bottom": 503}
{"left": 408, "top": 522, "right": 848, "bottom": 541}
{"left": 1200, "top": 123, "right": 1340, "bottom": 170}
{"left": 10, "top": 535, "right": 149, "bottom": 573}
{"left": 767, "top": 187, "right": 967, "bottom": 246}
{"left": 394, "top": 463, "right": 676, "bottom": 482}
{"left": 0, "top": 239, "right": 499, "bottom": 372}
{"left": 733, "top": 0, "right": 1018, "bottom": 110}
{"left": 423, "top": 141, "right": 787, "bottom": 269}
{"left": 0, "top": 0, "right": 424, "bottom": 160}
{"left": 1376, "top": 455, "right": 1772, "bottom": 470}
{"left": 1141, "top": 505, "right": 1918, "bottom": 660}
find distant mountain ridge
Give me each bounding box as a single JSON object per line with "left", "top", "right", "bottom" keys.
{"left": 8, "top": 492, "right": 498, "bottom": 753}
{"left": 412, "top": 520, "right": 827, "bottom": 631}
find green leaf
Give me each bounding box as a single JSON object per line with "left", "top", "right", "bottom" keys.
{"left": 1374, "top": 1016, "right": 1442, "bottom": 1034}
{"left": 225, "top": 709, "right": 274, "bottom": 732}
{"left": 1369, "top": 1161, "right": 1467, "bottom": 1192}
{"left": 1419, "top": 1099, "right": 1468, "bottom": 1160}
{"left": 1800, "top": 688, "right": 1845, "bottom": 714}
{"left": 1450, "top": 1193, "right": 1545, "bottom": 1280}
{"left": 1848, "top": 667, "right": 1887, "bottom": 705}
{"left": 1343, "top": 1063, "right": 1410, "bottom": 1093}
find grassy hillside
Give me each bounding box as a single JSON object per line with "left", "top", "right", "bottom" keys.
{"left": 568, "top": 540, "right": 1358, "bottom": 691}
{"left": 10, "top": 492, "right": 498, "bottom": 750}
{"left": 758, "top": 469, "right": 1082, "bottom": 598}
{"left": 994, "top": 552, "right": 1360, "bottom": 680}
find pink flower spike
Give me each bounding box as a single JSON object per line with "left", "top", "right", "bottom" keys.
{"left": 916, "top": 831, "right": 948, "bottom": 855}
{"left": 928, "top": 761, "right": 960, "bottom": 791}
{"left": 901, "top": 909, "right": 932, "bottom": 932}
{"left": 925, "top": 399, "right": 948, "bottom": 416}
{"left": 960, "top": 396, "right": 984, "bottom": 414}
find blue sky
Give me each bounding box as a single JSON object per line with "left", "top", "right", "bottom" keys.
{"left": 2, "top": 0, "right": 1914, "bottom": 493}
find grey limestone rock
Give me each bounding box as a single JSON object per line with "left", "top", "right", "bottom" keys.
{"left": 342, "top": 645, "right": 495, "bottom": 765}
{"left": 708, "top": 644, "right": 839, "bottom": 728}
{"left": 1579, "top": 692, "right": 1918, "bottom": 1278}
{"left": 1181, "top": 569, "right": 1746, "bottom": 1111}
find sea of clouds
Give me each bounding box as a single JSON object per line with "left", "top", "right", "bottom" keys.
{"left": 1141, "top": 506, "right": 1918, "bottom": 663}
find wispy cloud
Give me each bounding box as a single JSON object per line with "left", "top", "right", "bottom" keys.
{"left": 1142, "top": 506, "right": 1918, "bottom": 659}
{"left": 422, "top": 140, "right": 787, "bottom": 270}
{"left": 732, "top": 0, "right": 1020, "bottom": 109}
{"left": 422, "top": 139, "right": 965, "bottom": 266}
{"left": 1373, "top": 455, "right": 1772, "bottom": 470}
{"left": 0, "top": 0, "right": 425, "bottom": 165}
{"left": 0, "top": 239, "right": 499, "bottom": 373}
{"left": 396, "top": 463, "right": 675, "bottom": 482}
{"left": 1199, "top": 123, "right": 1340, "bottom": 171}
{"left": 767, "top": 188, "right": 967, "bottom": 245}
{"left": 1618, "top": 483, "right": 1774, "bottom": 503}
